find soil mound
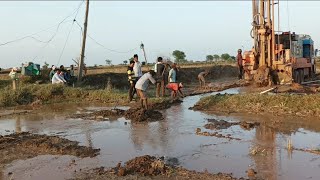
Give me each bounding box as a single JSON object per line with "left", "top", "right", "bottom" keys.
{"left": 125, "top": 108, "right": 164, "bottom": 122}
{"left": 275, "top": 83, "right": 319, "bottom": 94}
{"left": 0, "top": 132, "right": 100, "bottom": 168}
{"left": 113, "top": 155, "right": 168, "bottom": 176}
{"left": 205, "top": 119, "right": 238, "bottom": 130}
{"left": 74, "top": 155, "right": 239, "bottom": 179}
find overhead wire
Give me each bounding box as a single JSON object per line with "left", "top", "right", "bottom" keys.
{"left": 56, "top": 1, "right": 84, "bottom": 65}
{"left": 74, "top": 19, "right": 139, "bottom": 54}
{"left": 0, "top": 0, "right": 84, "bottom": 47}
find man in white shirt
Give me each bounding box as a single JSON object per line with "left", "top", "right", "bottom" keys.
{"left": 52, "top": 69, "right": 67, "bottom": 84}
{"left": 133, "top": 54, "right": 143, "bottom": 79}
{"left": 135, "top": 70, "right": 157, "bottom": 110}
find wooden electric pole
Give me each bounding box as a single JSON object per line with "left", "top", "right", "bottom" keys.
{"left": 78, "top": 0, "right": 89, "bottom": 82}
{"left": 140, "top": 42, "right": 147, "bottom": 65}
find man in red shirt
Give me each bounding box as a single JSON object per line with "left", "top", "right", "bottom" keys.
{"left": 236, "top": 49, "right": 244, "bottom": 79}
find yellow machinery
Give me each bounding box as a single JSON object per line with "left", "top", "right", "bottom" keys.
{"left": 243, "top": 0, "right": 316, "bottom": 85}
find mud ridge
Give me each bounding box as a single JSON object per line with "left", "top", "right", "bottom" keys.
{"left": 124, "top": 108, "right": 163, "bottom": 122}
{"left": 150, "top": 99, "right": 183, "bottom": 110}
{"left": 73, "top": 155, "right": 241, "bottom": 180}
{"left": 188, "top": 80, "right": 249, "bottom": 96}
{"left": 205, "top": 119, "right": 260, "bottom": 131}
{"left": 70, "top": 108, "right": 125, "bottom": 120}
{"left": 195, "top": 128, "right": 241, "bottom": 141}
{"left": 0, "top": 132, "right": 100, "bottom": 169}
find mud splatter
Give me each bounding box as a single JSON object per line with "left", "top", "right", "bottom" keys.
{"left": 124, "top": 108, "right": 163, "bottom": 122}
{"left": 0, "top": 132, "right": 100, "bottom": 169}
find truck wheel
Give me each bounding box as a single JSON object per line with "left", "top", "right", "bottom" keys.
{"left": 294, "top": 70, "right": 299, "bottom": 83}
{"left": 299, "top": 69, "right": 304, "bottom": 83}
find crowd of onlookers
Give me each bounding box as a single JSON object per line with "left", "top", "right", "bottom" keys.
{"left": 49, "top": 65, "right": 76, "bottom": 85}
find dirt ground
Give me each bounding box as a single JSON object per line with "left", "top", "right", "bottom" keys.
{"left": 0, "top": 132, "right": 100, "bottom": 174}
{"left": 73, "top": 155, "right": 242, "bottom": 180}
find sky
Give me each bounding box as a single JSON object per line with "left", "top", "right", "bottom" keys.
{"left": 0, "top": 1, "right": 319, "bottom": 68}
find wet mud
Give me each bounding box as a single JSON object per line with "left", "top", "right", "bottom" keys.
{"left": 195, "top": 128, "right": 241, "bottom": 141}
{"left": 189, "top": 80, "right": 249, "bottom": 96}
{"left": 70, "top": 108, "right": 125, "bottom": 120}
{"left": 124, "top": 108, "right": 163, "bottom": 122}
{"left": 0, "top": 132, "right": 99, "bottom": 172}
{"left": 74, "top": 155, "right": 239, "bottom": 180}
{"left": 274, "top": 83, "right": 320, "bottom": 94}
{"left": 204, "top": 119, "right": 260, "bottom": 131}
{"left": 150, "top": 99, "right": 183, "bottom": 110}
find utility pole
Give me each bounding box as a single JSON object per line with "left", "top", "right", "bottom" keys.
{"left": 78, "top": 0, "right": 89, "bottom": 82}
{"left": 140, "top": 42, "right": 147, "bottom": 65}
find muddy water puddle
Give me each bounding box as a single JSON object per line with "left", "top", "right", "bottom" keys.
{"left": 1, "top": 88, "right": 320, "bottom": 180}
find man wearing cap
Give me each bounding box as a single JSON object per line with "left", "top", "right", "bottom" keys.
{"left": 237, "top": 49, "right": 244, "bottom": 79}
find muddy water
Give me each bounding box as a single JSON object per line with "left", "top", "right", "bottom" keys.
{"left": 1, "top": 88, "right": 320, "bottom": 180}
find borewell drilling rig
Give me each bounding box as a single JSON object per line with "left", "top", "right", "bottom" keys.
{"left": 243, "top": 0, "right": 316, "bottom": 85}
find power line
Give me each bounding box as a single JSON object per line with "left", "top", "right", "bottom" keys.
{"left": 74, "top": 19, "right": 139, "bottom": 54}
{"left": 0, "top": 1, "right": 84, "bottom": 47}
{"left": 56, "top": 2, "right": 84, "bottom": 66}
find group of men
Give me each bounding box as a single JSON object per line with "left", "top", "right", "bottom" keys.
{"left": 49, "top": 65, "right": 75, "bottom": 85}
{"left": 127, "top": 54, "right": 184, "bottom": 109}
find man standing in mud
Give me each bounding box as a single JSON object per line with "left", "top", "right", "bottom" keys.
{"left": 127, "top": 60, "right": 136, "bottom": 102}
{"left": 135, "top": 70, "right": 157, "bottom": 110}
{"left": 237, "top": 49, "right": 244, "bottom": 79}
{"left": 133, "top": 54, "right": 143, "bottom": 80}
{"left": 155, "top": 57, "right": 166, "bottom": 98}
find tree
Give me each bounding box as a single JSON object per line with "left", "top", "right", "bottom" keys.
{"left": 230, "top": 56, "right": 236, "bottom": 61}
{"left": 221, "top": 53, "right": 231, "bottom": 61}
{"left": 128, "top": 57, "right": 134, "bottom": 62}
{"left": 105, "top": 59, "right": 112, "bottom": 66}
{"left": 172, "top": 50, "right": 187, "bottom": 63}
{"left": 123, "top": 60, "right": 128, "bottom": 65}
{"left": 206, "top": 55, "right": 214, "bottom": 62}
{"left": 213, "top": 54, "right": 220, "bottom": 61}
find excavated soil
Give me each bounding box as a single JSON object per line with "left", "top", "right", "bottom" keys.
{"left": 124, "top": 108, "right": 164, "bottom": 122}
{"left": 189, "top": 80, "right": 249, "bottom": 96}
{"left": 195, "top": 128, "right": 241, "bottom": 141}
{"left": 150, "top": 99, "right": 183, "bottom": 110}
{"left": 70, "top": 109, "right": 125, "bottom": 120}
{"left": 274, "top": 83, "right": 320, "bottom": 94}
{"left": 73, "top": 155, "right": 240, "bottom": 180}
{"left": 204, "top": 119, "right": 260, "bottom": 131}
{"left": 0, "top": 132, "right": 100, "bottom": 170}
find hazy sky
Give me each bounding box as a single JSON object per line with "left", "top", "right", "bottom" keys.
{"left": 0, "top": 1, "right": 319, "bottom": 68}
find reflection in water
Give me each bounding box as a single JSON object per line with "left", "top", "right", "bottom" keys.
{"left": 130, "top": 123, "right": 151, "bottom": 151}
{"left": 15, "top": 116, "right": 21, "bottom": 133}
{"left": 2, "top": 89, "right": 320, "bottom": 179}
{"left": 252, "top": 125, "right": 277, "bottom": 180}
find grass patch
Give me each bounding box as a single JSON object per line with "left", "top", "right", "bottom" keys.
{"left": 0, "top": 84, "right": 128, "bottom": 107}
{"left": 194, "top": 93, "right": 320, "bottom": 116}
